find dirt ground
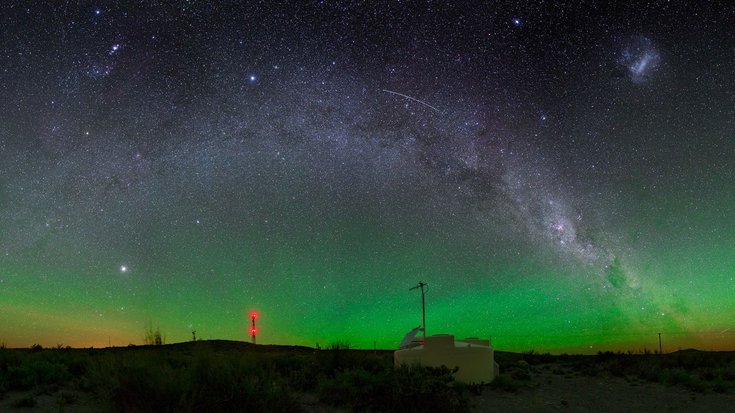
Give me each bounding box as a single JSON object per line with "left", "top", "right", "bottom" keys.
{"left": 472, "top": 364, "right": 735, "bottom": 413}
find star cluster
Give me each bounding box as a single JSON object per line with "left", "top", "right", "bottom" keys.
{"left": 1, "top": 1, "right": 734, "bottom": 352}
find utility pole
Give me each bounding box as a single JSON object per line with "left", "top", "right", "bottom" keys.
{"left": 658, "top": 332, "right": 662, "bottom": 355}
{"left": 410, "top": 281, "right": 428, "bottom": 339}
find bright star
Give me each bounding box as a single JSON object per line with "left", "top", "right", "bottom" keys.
{"left": 512, "top": 18, "right": 523, "bottom": 27}
{"left": 249, "top": 75, "right": 257, "bottom": 82}
{"left": 120, "top": 265, "right": 128, "bottom": 273}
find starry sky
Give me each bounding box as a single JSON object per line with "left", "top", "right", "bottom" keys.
{"left": 2, "top": 1, "right": 734, "bottom": 353}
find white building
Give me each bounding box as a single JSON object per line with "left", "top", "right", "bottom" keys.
{"left": 394, "top": 329, "right": 499, "bottom": 384}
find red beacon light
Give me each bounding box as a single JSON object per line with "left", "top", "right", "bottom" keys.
{"left": 249, "top": 310, "right": 258, "bottom": 344}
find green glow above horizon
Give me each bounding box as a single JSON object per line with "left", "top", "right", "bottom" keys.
{"left": 2, "top": 2, "right": 734, "bottom": 354}
{"left": 4, "top": 194, "right": 735, "bottom": 352}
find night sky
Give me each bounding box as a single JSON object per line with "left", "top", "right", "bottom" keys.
{"left": 2, "top": 1, "right": 734, "bottom": 353}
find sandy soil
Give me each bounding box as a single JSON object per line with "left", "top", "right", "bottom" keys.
{"left": 472, "top": 364, "right": 735, "bottom": 413}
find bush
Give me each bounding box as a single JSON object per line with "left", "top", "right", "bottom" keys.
{"left": 668, "top": 368, "right": 706, "bottom": 392}
{"left": 86, "top": 348, "right": 299, "bottom": 413}
{"left": 144, "top": 323, "right": 165, "bottom": 346}
{"left": 712, "top": 377, "right": 728, "bottom": 393}
{"left": 0, "top": 343, "right": 477, "bottom": 411}
{"left": 315, "top": 365, "right": 467, "bottom": 412}
{"left": 522, "top": 351, "right": 555, "bottom": 365}
{"left": 12, "top": 394, "right": 37, "bottom": 408}
{"left": 391, "top": 366, "right": 467, "bottom": 413}
{"left": 488, "top": 374, "right": 528, "bottom": 392}
{"left": 271, "top": 354, "right": 315, "bottom": 391}
{"left": 7, "top": 359, "right": 72, "bottom": 390}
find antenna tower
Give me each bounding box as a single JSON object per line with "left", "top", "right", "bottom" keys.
{"left": 251, "top": 313, "right": 257, "bottom": 344}
{"left": 410, "top": 281, "right": 428, "bottom": 338}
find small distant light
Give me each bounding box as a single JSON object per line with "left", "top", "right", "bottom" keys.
{"left": 95, "top": 9, "right": 101, "bottom": 15}
{"left": 249, "top": 75, "right": 256, "bottom": 82}
{"left": 120, "top": 265, "right": 128, "bottom": 273}
{"left": 512, "top": 18, "right": 523, "bottom": 27}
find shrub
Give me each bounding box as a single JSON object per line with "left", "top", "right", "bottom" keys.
{"left": 86, "top": 348, "right": 299, "bottom": 413}
{"left": 522, "top": 351, "right": 555, "bottom": 365}
{"left": 271, "top": 354, "right": 315, "bottom": 391}
{"left": 489, "top": 374, "right": 524, "bottom": 392}
{"left": 144, "top": 323, "right": 165, "bottom": 346}
{"left": 388, "top": 365, "right": 467, "bottom": 413}
{"left": 7, "top": 359, "right": 72, "bottom": 390}
{"left": 668, "top": 368, "right": 706, "bottom": 392}
{"left": 315, "top": 365, "right": 467, "bottom": 412}
{"left": 12, "top": 394, "right": 37, "bottom": 408}
{"left": 712, "top": 377, "right": 728, "bottom": 393}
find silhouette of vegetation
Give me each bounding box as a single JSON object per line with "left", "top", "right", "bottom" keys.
{"left": 547, "top": 350, "right": 735, "bottom": 393}
{"left": 143, "top": 322, "right": 165, "bottom": 345}
{"left": 488, "top": 349, "right": 735, "bottom": 394}
{"left": 1, "top": 343, "right": 733, "bottom": 411}
{"left": 317, "top": 365, "right": 468, "bottom": 412}
{"left": 0, "top": 341, "right": 473, "bottom": 412}
{"left": 11, "top": 393, "right": 36, "bottom": 407}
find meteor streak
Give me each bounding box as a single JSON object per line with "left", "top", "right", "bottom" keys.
{"left": 381, "top": 89, "right": 441, "bottom": 113}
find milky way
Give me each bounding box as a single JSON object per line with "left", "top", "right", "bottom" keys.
{"left": 1, "top": 1, "right": 734, "bottom": 352}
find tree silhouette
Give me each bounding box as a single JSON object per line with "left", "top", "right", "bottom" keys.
{"left": 144, "top": 322, "right": 165, "bottom": 345}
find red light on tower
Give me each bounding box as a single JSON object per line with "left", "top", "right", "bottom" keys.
{"left": 250, "top": 311, "right": 257, "bottom": 344}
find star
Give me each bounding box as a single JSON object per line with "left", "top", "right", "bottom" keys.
{"left": 1, "top": 0, "right": 731, "bottom": 354}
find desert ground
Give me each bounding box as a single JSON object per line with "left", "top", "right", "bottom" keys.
{"left": 1, "top": 341, "right": 733, "bottom": 412}
{"left": 473, "top": 362, "right": 735, "bottom": 413}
